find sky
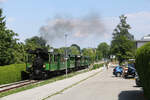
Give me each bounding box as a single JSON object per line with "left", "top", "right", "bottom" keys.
{"left": 0, "top": 0, "right": 150, "bottom": 48}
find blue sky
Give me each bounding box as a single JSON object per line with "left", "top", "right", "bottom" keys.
{"left": 0, "top": 0, "right": 150, "bottom": 48}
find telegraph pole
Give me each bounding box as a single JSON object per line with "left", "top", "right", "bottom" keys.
{"left": 65, "top": 34, "right": 68, "bottom": 77}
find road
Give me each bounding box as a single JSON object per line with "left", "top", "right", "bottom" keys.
{"left": 48, "top": 68, "right": 145, "bottom": 100}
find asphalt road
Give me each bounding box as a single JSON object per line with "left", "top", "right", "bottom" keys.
{"left": 48, "top": 68, "right": 145, "bottom": 100}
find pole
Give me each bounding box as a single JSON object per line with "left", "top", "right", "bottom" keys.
{"left": 65, "top": 34, "right": 68, "bottom": 77}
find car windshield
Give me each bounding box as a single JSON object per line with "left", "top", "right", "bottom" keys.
{"left": 128, "top": 64, "right": 135, "bottom": 68}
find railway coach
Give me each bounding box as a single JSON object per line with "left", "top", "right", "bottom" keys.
{"left": 25, "top": 48, "right": 91, "bottom": 79}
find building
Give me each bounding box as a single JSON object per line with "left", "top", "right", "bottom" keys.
{"left": 136, "top": 35, "right": 150, "bottom": 48}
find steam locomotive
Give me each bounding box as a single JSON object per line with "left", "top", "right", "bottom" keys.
{"left": 26, "top": 48, "right": 91, "bottom": 79}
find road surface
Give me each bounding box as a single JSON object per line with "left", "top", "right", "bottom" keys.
{"left": 48, "top": 68, "right": 145, "bottom": 100}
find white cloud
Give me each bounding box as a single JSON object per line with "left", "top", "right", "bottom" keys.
{"left": 102, "top": 11, "right": 150, "bottom": 41}
{"left": 102, "top": 16, "right": 119, "bottom": 41}
{"left": 7, "top": 17, "right": 15, "bottom": 23}
{"left": 126, "top": 11, "right": 150, "bottom": 19}
{"left": 126, "top": 11, "right": 150, "bottom": 40}
{"left": 6, "top": 17, "right": 15, "bottom": 30}
{"left": 0, "top": 0, "right": 7, "bottom": 3}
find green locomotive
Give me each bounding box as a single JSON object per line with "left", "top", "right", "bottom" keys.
{"left": 26, "top": 48, "right": 91, "bottom": 79}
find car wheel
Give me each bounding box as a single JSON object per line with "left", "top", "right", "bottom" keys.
{"left": 124, "top": 75, "right": 128, "bottom": 79}
{"left": 116, "top": 73, "right": 121, "bottom": 77}
{"left": 132, "top": 73, "right": 136, "bottom": 78}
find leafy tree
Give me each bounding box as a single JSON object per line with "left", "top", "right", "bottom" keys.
{"left": 97, "top": 42, "right": 110, "bottom": 58}
{"left": 112, "top": 15, "right": 134, "bottom": 40}
{"left": 71, "top": 44, "right": 81, "bottom": 54}
{"left": 95, "top": 50, "right": 102, "bottom": 61}
{"left": 111, "top": 15, "right": 136, "bottom": 63}
{"left": 82, "top": 48, "right": 96, "bottom": 63}
{"left": 54, "top": 44, "right": 80, "bottom": 56}
{"left": 13, "top": 43, "right": 26, "bottom": 63}
{"left": 54, "top": 47, "right": 67, "bottom": 55}
{"left": 0, "top": 9, "right": 18, "bottom": 65}
{"left": 69, "top": 46, "right": 80, "bottom": 55}
{"left": 25, "top": 36, "right": 47, "bottom": 50}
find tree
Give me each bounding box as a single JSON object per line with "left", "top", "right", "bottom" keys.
{"left": 97, "top": 42, "right": 110, "bottom": 59}
{"left": 13, "top": 42, "right": 26, "bottom": 63}
{"left": 69, "top": 46, "right": 80, "bottom": 55}
{"left": 82, "top": 48, "right": 96, "bottom": 63}
{"left": 71, "top": 44, "right": 81, "bottom": 54}
{"left": 0, "top": 9, "right": 18, "bottom": 65}
{"left": 54, "top": 47, "right": 66, "bottom": 54}
{"left": 69, "top": 44, "right": 81, "bottom": 55}
{"left": 25, "top": 36, "right": 47, "bottom": 50}
{"left": 96, "top": 50, "right": 102, "bottom": 61}
{"left": 111, "top": 15, "right": 136, "bottom": 63}
{"left": 112, "top": 15, "right": 134, "bottom": 40}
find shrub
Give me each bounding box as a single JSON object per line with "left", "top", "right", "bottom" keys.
{"left": 136, "top": 42, "right": 150, "bottom": 99}
{"left": 92, "top": 64, "right": 103, "bottom": 70}
{"left": 0, "top": 64, "right": 26, "bottom": 85}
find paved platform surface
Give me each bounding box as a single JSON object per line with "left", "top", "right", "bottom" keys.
{"left": 48, "top": 68, "right": 145, "bottom": 100}
{"left": 0, "top": 68, "right": 103, "bottom": 100}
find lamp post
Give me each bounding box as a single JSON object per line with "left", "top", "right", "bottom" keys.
{"left": 65, "top": 34, "right": 68, "bottom": 77}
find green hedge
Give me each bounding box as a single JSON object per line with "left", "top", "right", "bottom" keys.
{"left": 92, "top": 64, "right": 103, "bottom": 70}
{"left": 136, "top": 42, "right": 150, "bottom": 99}
{"left": 0, "top": 64, "right": 26, "bottom": 85}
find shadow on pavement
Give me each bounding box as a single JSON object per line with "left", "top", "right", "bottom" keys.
{"left": 118, "top": 90, "right": 146, "bottom": 100}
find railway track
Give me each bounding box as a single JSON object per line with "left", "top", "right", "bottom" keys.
{"left": 0, "top": 80, "right": 39, "bottom": 93}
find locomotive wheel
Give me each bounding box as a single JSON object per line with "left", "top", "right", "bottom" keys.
{"left": 42, "top": 73, "right": 48, "bottom": 80}
{"left": 29, "top": 73, "right": 34, "bottom": 80}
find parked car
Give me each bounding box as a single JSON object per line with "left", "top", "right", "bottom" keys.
{"left": 123, "top": 64, "right": 136, "bottom": 78}
{"left": 113, "top": 66, "right": 123, "bottom": 77}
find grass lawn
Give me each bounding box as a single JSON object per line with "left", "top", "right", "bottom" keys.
{"left": 0, "top": 64, "right": 26, "bottom": 85}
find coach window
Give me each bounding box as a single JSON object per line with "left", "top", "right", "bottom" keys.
{"left": 54, "top": 55, "right": 58, "bottom": 64}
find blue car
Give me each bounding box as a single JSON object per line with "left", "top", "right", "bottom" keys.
{"left": 113, "top": 66, "right": 123, "bottom": 77}
{"left": 123, "top": 64, "right": 136, "bottom": 78}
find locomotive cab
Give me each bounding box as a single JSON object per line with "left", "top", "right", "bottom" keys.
{"left": 26, "top": 48, "right": 50, "bottom": 79}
